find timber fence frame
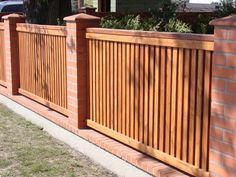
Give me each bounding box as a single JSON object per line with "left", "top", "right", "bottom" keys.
{"left": 0, "top": 13, "right": 235, "bottom": 177}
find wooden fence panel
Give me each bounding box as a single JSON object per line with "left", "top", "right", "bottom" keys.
{"left": 17, "top": 24, "right": 67, "bottom": 115}
{"left": 86, "top": 28, "right": 214, "bottom": 177}
{"left": 0, "top": 23, "right": 6, "bottom": 86}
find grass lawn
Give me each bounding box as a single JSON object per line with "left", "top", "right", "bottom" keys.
{"left": 0, "top": 104, "right": 117, "bottom": 177}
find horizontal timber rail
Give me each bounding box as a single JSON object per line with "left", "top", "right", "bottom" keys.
{"left": 16, "top": 24, "right": 67, "bottom": 36}
{"left": 17, "top": 23, "right": 68, "bottom": 115}
{"left": 86, "top": 28, "right": 214, "bottom": 50}
{"left": 86, "top": 28, "right": 213, "bottom": 177}
{"left": 0, "top": 22, "right": 6, "bottom": 86}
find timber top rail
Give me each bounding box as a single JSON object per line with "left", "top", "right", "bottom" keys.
{"left": 86, "top": 28, "right": 214, "bottom": 51}
{"left": 16, "top": 23, "right": 67, "bottom": 36}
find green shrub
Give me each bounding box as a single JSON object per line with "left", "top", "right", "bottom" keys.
{"left": 141, "top": 16, "right": 161, "bottom": 31}
{"left": 100, "top": 16, "right": 122, "bottom": 29}
{"left": 149, "top": 0, "right": 178, "bottom": 26}
{"left": 100, "top": 15, "right": 191, "bottom": 33}
{"left": 121, "top": 15, "right": 142, "bottom": 30}
{"left": 192, "top": 0, "right": 236, "bottom": 34}
{"left": 100, "top": 0, "right": 192, "bottom": 33}
{"left": 100, "top": 0, "right": 236, "bottom": 34}
{"left": 192, "top": 14, "right": 214, "bottom": 34}
{"left": 165, "top": 18, "right": 192, "bottom": 33}
{"left": 215, "top": 0, "right": 236, "bottom": 17}
{"left": 100, "top": 15, "right": 160, "bottom": 31}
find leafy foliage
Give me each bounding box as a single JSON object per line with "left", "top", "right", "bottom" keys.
{"left": 192, "top": 14, "right": 214, "bottom": 34}
{"left": 165, "top": 18, "right": 192, "bottom": 33}
{"left": 101, "top": 0, "right": 236, "bottom": 34}
{"left": 215, "top": 0, "right": 236, "bottom": 17}
{"left": 100, "top": 0, "right": 191, "bottom": 33}
{"left": 149, "top": 0, "right": 178, "bottom": 26}
{"left": 100, "top": 15, "right": 162, "bottom": 31}
{"left": 193, "top": 0, "right": 236, "bottom": 34}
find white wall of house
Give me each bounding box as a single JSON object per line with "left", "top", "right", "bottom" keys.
{"left": 111, "top": 0, "right": 116, "bottom": 12}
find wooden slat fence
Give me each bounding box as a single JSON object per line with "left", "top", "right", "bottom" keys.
{"left": 17, "top": 24, "right": 68, "bottom": 115}
{"left": 86, "top": 28, "right": 213, "bottom": 177}
{"left": 0, "top": 23, "right": 6, "bottom": 86}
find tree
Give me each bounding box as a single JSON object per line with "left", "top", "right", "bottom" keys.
{"left": 23, "top": 0, "right": 72, "bottom": 25}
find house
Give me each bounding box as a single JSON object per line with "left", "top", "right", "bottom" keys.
{"left": 178, "top": 2, "right": 220, "bottom": 12}
{"left": 78, "top": 0, "right": 164, "bottom": 12}
{"left": 78, "top": 0, "right": 236, "bottom": 13}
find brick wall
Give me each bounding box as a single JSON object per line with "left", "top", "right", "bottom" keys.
{"left": 64, "top": 13, "right": 100, "bottom": 128}
{"left": 3, "top": 14, "right": 25, "bottom": 95}
{"left": 210, "top": 16, "right": 236, "bottom": 177}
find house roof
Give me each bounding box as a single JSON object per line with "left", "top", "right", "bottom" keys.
{"left": 178, "top": 2, "right": 220, "bottom": 12}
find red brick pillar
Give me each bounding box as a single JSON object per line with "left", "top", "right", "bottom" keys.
{"left": 3, "top": 14, "right": 25, "bottom": 95}
{"left": 64, "top": 13, "right": 100, "bottom": 129}
{"left": 209, "top": 16, "right": 236, "bottom": 177}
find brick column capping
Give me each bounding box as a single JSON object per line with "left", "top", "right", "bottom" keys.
{"left": 64, "top": 13, "right": 100, "bottom": 129}
{"left": 3, "top": 14, "right": 25, "bottom": 95}
{"left": 209, "top": 15, "right": 236, "bottom": 177}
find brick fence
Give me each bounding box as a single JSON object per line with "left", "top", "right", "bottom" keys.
{"left": 209, "top": 16, "right": 236, "bottom": 177}
{"left": 0, "top": 13, "right": 235, "bottom": 177}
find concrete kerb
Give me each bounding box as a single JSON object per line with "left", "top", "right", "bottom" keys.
{"left": 0, "top": 94, "right": 152, "bottom": 177}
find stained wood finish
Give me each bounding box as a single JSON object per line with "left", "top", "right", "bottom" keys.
{"left": 0, "top": 23, "right": 6, "bottom": 85}
{"left": 86, "top": 29, "right": 213, "bottom": 177}
{"left": 86, "top": 32, "right": 214, "bottom": 51}
{"left": 17, "top": 24, "right": 66, "bottom": 36}
{"left": 17, "top": 24, "right": 67, "bottom": 115}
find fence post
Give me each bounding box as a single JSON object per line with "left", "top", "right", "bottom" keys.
{"left": 64, "top": 13, "right": 100, "bottom": 129}
{"left": 210, "top": 16, "right": 236, "bottom": 177}
{"left": 3, "top": 14, "right": 25, "bottom": 95}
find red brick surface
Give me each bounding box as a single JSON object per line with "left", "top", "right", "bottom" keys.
{"left": 3, "top": 14, "right": 25, "bottom": 95}
{"left": 211, "top": 17, "right": 236, "bottom": 177}
{"left": 226, "top": 55, "right": 236, "bottom": 67}
{"left": 209, "top": 150, "right": 222, "bottom": 165}
{"left": 210, "top": 126, "right": 223, "bottom": 141}
{"left": 211, "top": 102, "right": 224, "bottom": 115}
{"left": 224, "top": 106, "right": 236, "bottom": 119}
{"left": 212, "top": 78, "right": 225, "bottom": 91}
{"left": 213, "top": 66, "right": 236, "bottom": 80}
{"left": 65, "top": 14, "right": 100, "bottom": 129}
{"left": 213, "top": 54, "right": 226, "bottom": 65}
{"left": 222, "top": 156, "right": 236, "bottom": 169}
{"left": 224, "top": 131, "right": 236, "bottom": 145}
{"left": 227, "top": 81, "right": 236, "bottom": 93}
